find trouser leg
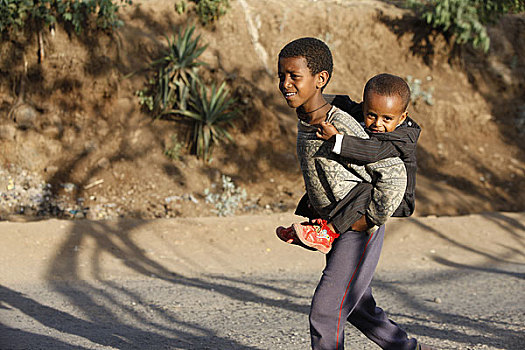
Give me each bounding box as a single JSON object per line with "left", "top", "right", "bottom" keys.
{"left": 347, "top": 286, "right": 417, "bottom": 350}
{"left": 310, "top": 225, "right": 385, "bottom": 349}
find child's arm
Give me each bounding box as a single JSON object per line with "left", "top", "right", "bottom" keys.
{"left": 317, "top": 121, "right": 401, "bottom": 163}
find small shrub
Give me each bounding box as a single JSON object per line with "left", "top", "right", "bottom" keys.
{"left": 194, "top": 0, "right": 230, "bottom": 25}
{"left": 407, "top": 75, "right": 434, "bottom": 105}
{"left": 406, "top": 0, "right": 525, "bottom": 52}
{"left": 136, "top": 86, "right": 154, "bottom": 111}
{"left": 0, "top": 0, "right": 132, "bottom": 37}
{"left": 175, "top": 0, "right": 187, "bottom": 15}
{"left": 164, "top": 134, "right": 184, "bottom": 160}
{"left": 204, "top": 174, "right": 247, "bottom": 216}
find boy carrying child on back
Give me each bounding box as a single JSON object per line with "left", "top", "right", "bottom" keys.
{"left": 275, "top": 37, "right": 433, "bottom": 350}
{"left": 277, "top": 73, "right": 420, "bottom": 253}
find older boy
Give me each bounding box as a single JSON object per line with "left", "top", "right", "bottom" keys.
{"left": 277, "top": 41, "right": 407, "bottom": 253}
{"left": 276, "top": 37, "right": 433, "bottom": 350}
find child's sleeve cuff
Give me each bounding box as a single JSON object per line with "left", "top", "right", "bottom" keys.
{"left": 332, "top": 134, "right": 343, "bottom": 154}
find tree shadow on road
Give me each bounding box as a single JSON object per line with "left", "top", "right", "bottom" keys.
{"left": 2, "top": 213, "right": 523, "bottom": 348}
{"left": 372, "top": 267, "right": 524, "bottom": 349}
{"left": 0, "top": 218, "right": 312, "bottom": 349}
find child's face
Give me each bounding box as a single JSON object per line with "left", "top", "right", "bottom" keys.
{"left": 278, "top": 56, "right": 325, "bottom": 111}
{"left": 363, "top": 91, "right": 407, "bottom": 133}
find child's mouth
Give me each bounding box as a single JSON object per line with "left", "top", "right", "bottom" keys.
{"left": 284, "top": 92, "right": 297, "bottom": 99}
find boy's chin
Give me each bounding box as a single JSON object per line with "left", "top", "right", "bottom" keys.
{"left": 285, "top": 100, "right": 300, "bottom": 109}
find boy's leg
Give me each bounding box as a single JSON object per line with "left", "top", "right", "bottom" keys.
{"left": 347, "top": 286, "right": 417, "bottom": 350}
{"left": 309, "top": 225, "right": 417, "bottom": 350}
{"left": 310, "top": 225, "right": 385, "bottom": 349}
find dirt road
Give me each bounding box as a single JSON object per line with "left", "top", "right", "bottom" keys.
{"left": 1, "top": 212, "right": 524, "bottom": 349}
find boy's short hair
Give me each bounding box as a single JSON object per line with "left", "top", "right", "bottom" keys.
{"left": 279, "top": 37, "right": 333, "bottom": 87}
{"left": 364, "top": 73, "right": 411, "bottom": 111}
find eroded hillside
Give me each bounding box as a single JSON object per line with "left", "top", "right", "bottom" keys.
{"left": 0, "top": 0, "right": 524, "bottom": 220}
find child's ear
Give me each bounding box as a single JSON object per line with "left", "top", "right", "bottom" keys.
{"left": 316, "top": 70, "right": 330, "bottom": 89}
{"left": 399, "top": 111, "right": 408, "bottom": 125}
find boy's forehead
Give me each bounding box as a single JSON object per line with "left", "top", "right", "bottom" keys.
{"left": 278, "top": 56, "right": 308, "bottom": 70}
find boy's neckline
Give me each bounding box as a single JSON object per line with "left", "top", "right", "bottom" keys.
{"left": 299, "top": 104, "right": 334, "bottom": 126}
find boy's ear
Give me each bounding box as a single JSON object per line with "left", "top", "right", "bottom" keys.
{"left": 316, "top": 70, "right": 330, "bottom": 89}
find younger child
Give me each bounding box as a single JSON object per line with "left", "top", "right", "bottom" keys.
{"left": 279, "top": 74, "right": 421, "bottom": 253}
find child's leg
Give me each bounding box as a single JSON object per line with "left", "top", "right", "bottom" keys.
{"left": 347, "top": 286, "right": 417, "bottom": 350}
{"left": 309, "top": 226, "right": 385, "bottom": 349}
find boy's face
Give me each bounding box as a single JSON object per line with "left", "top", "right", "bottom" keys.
{"left": 363, "top": 91, "right": 407, "bottom": 133}
{"left": 278, "top": 56, "right": 326, "bottom": 111}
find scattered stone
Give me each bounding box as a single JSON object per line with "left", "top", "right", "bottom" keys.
{"left": 13, "top": 104, "right": 38, "bottom": 129}
{"left": 96, "top": 157, "right": 110, "bottom": 169}
{"left": 42, "top": 125, "right": 61, "bottom": 139}
{"left": 0, "top": 124, "right": 16, "bottom": 140}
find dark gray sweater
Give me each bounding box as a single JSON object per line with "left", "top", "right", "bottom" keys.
{"left": 296, "top": 105, "right": 407, "bottom": 227}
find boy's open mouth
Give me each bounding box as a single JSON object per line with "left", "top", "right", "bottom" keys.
{"left": 284, "top": 92, "right": 297, "bottom": 99}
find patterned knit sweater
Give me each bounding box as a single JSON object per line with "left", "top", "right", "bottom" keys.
{"left": 296, "top": 106, "right": 407, "bottom": 226}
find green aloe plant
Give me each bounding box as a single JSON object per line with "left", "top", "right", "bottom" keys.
{"left": 176, "top": 80, "right": 238, "bottom": 162}
{"left": 151, "top": 25, "right": 207, "bottom": 117}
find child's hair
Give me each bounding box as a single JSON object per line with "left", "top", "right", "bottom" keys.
{"left": 278, "top": 37, "right": 333, "bottom": 88}
{"left": 364, "top": 73, "right": 411, "bottom": 111}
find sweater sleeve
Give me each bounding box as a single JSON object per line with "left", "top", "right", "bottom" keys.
{"left": 364, "top": 157, "right": 407, "bottom": 226}
{"left": 339, "top": 135, "right": 400, "bottom": 163}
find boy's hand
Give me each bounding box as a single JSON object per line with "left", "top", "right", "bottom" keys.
{"left": 351, "top": 215, "right": 372, "bottom": 232}
{"left": 316, "top": 121, "right": 340, "bottom": 140}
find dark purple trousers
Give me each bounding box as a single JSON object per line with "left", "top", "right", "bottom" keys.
{"left": 309, "top": 225, "right": 418, "bottom": 350}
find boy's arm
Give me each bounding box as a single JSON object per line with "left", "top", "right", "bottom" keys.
{"left": 364, "top": 157, "right": 407, "bottom": 227}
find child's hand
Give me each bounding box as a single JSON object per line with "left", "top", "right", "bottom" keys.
{"left": 316, "top": 121, "right": 340, "bottom": 140}
{"left": 351, "top": 215, "right": 372, "bottom": 232}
